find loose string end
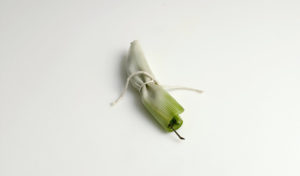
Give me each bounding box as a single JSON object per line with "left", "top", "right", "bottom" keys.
{"left": 110, "top": 101, "right": 117, "bottom": 106}
{"left": 110, "top": 93, "right": 124, "bottom": 106}
{"left": 164, "top": 86, "right": 204, "bottom": 94}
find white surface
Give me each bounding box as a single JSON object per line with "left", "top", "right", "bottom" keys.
{"left": 1, "top": 0, "right": 300, "bottom": 175}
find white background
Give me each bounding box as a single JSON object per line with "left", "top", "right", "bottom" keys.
{"left": 0, "top": 0, "right": 300, "bottom": 175}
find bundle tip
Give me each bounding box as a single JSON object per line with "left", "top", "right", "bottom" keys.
{"left": 130, "top": 40, "right": 139, "bottom": 45}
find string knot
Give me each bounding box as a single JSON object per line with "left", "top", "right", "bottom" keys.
{"left": 111, "top": 71, "right": 157, "bottom": 106}
{"left": 111, "top": 71, "right": 203, "bottom": 106}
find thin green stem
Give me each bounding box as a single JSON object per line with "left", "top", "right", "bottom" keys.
{"left": 170, "top": 125, "right": 185, "bottom": 140}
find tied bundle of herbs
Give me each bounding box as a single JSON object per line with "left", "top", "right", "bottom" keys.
{"left": 112, "top": 41, "right": 202, "bottom": 140}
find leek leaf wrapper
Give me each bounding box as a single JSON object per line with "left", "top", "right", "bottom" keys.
{"left": 126, "top": 41, "right": 184, "bottom": 132}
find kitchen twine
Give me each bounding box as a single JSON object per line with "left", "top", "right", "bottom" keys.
{"left": 111, "top": 71, "right": 203, "bottom": 106}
